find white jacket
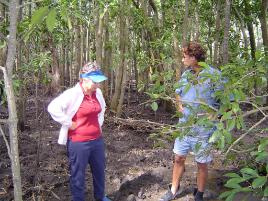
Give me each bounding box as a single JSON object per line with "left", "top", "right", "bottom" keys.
{"left": 47, "top": 83, "right": 106, "bottom": 145}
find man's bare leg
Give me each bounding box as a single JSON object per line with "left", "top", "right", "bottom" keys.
{"left": 196, "top": 162, "right": 208, "bottom": 192}
{"left": 170, "top": 155, "right": 186, "bottom": 194}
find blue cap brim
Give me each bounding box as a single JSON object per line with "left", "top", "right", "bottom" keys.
{"left": 88, "top": 75, "right": 108, "bottom": 83}
{"left": 80, "top": 70, "right": 108, "bottom": 83}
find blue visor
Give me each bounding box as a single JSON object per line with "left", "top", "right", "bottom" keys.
{"left": 80, "top": 70, "right": 108, "bottom": 83}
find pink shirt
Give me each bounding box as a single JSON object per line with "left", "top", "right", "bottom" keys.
{"left": 68, "top": 87, "right": 101, "bottom": 142}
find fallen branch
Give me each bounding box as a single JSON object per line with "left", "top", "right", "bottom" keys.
{"left": 108, "top": 116, "right": 169, "bottom": 131}
{"left": 242, "top": 106, "right": 268, "bottom": 118}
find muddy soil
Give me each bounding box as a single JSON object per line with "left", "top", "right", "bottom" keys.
{"left": 0, "top": 96, "right": 266, "bottom": 201}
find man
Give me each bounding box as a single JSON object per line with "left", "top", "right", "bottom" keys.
{"left": 160, "top": 42, "right": 222, "bottom": 201}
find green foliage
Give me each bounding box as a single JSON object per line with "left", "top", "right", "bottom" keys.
{"left": 0, "top": 78, "right": 22, "bottom": 106}
{"left": 220, "top": 138, "right": 268, "bottom": 201}
{"left": 46, "top": 8, "right": 57, "bottom": 32}
{"left": 20, "top": 52, "right": 52, "bottom": 85}
{"left": 151, "top": 102, "right": 158, "bottom": 112}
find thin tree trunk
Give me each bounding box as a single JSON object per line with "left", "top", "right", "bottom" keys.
{"left": 3, "top": 0, "right": 23, "bottom": 200}
{"left": 102, "top": 11, "right": 112, "bottom": 99}
{"left": 213, "top": 0, "right": 221, "bottom": 66}
{"left": 182, "top": 0, "right": 189, "bottom": 45}
{"left": 258, "top": 0, "right": 268, "bottom": 105}
{"left": 193, "top": 6, "right": 200, "bottom": 41}
{"left": 0, "top": 4, "right": 6, "bottom": 67}
{"left": 244, "top": 0, "right": 256, "bottom": 60}
{"left": 95, "top": 6, "right": 104, "bottom": 67}
{"left": 111, "top": 0, "right": 128, "bottom": 116}
{"left": 233, "top": 5, "right": 249, "bottom": 59}
{"left": 49, "top": 36, "right": 60, "bottom": 95}
{"left": 259, "top": 0, "right": 268, "bottom": 55}
{"left": 222, "top": 0, "right": 231, "bottom": 64}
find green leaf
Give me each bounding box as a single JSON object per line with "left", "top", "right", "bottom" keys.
{"left": 241, "top": 168, "right": 259, "bottom": 177}
{"left": 231, "top": 102, "right": 240, "bottom": 113}
{"left": 219, "top": 135, "right": 225, "bottom": 150}
{"left": 227, "top": 119, "right": 236, "bottom": 131}
{"left": 240, "top": 187, "right": 253, "bottom": 192}
{"left": 252, "top": 176, "right": 267, "bottom": 188}
{"left": 226, "top": 177, "right": 245, "bottom": 185}
{"left": 0, "top": 40, "right": 6, "bottom": 49}
{"left": 255, "top": 152, "right": 268, "bottom": 162}
{"left": 266, "top": 164, "right": 268, "bottom": 174}
{"left": 224, "top": 182, "right": 241, "bottom": 189}
{"left": 221, "top": 111, "right": 232, "bottom": 120}
{"left": 67, "top": 16, "right": 72, "bottom": 30}
{"left": 31, "top": 6, "right": 49, "bottom": 26}
{"left": 183, "top": 83, "right": 191, "bottom": 94}
{"left": 46, "top": 8, "right": 57, "bottom": 32}
{"left": 255, "top": 50, "right": 262, "bottom": 60}
{"left": 264, "top": 186, "right": 268, "bottom": 197}
{"left": 198, "top": 62, "right": 209, "bottom": 68}
{"left": 223, "top": 130, "right": 232, "bottom": 144}
{"left": 208, "top": 130, "right": 219, "bottom": 143}
{"left": 151, "top": 102, "right": 158, "bottom": 112}
{"left": 224, "top": 173, "right": 241, "bottom": 178}
{"left": 258, "top": 139, "right": 268, "bottom": 152}
{"left": 219, "top": 190, "right": 233, "bottom": 199}
{"left": 171, "top": 130, "right": 181, "bottom": 138}
{"left": 226, "top": 192, "right": 236, "bottom": 201}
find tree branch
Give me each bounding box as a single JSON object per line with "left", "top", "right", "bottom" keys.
{"left": 225, "top": 115, "right": 268, "bottom": 157}
{"left": 239, "top": 100, "right": 267, "bottom": 117}
{"left": 18, "top": 0, "right": 44, "bottom": 8}
{"left": 131, "top": 0, "right": 139, "bottom": 9}
{"left": 233, "top": 71, "right": 255, "bottom": 87}
{"left": 0, "top": 125, "right": 11, "bottom": 159}
{"left": 0, "top": 119, "right": 9, "bottom": 123}
{"left": 179, "top": 99, "right": 218, "bottom": 111}
{"left": 242, "top": 106, "right": 268, "bottom": 117}
{"left": 149, "top": 0, "right": 158, "bottom": 15}
{"left": 0, "top": 0, "right": 8, "bottom": 6}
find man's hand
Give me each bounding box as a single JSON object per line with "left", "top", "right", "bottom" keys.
{"left": 176, "top": 95, "right": 184, "bottom": 112}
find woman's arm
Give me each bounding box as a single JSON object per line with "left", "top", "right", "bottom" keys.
{"left": 47, "top": 90, "right": 73, "bottom": 127}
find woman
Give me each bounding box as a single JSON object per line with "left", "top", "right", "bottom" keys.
{"left": 48, "top": 62, "right": 111, "bottom": 201}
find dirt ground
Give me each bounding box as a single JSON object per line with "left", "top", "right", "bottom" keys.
{"left": 0, "top": 95, "right": 266, "bottom": 201}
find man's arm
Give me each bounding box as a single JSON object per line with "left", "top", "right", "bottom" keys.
{"left": 175, "top": 94, "right": 184, "bottom": 112}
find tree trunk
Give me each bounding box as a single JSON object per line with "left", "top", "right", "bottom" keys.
{"left": 222, "top": 0, "right": 231, "bottom": 64}
{"left": 244, "top": 0, "right": 256, "bottom": 60}
{"left": 193, "top": 6, "right": 200, "bottom": 41}
{"left": 0, "top": 4, "right": 6, "bottom": 67}
{"left": 259, "top": 0, "right": 268, "bottom": 55}
{"left": 3, "top": 0, "right": 23, "bottom": 200}
{"left": 258, "top": 0, "right": 268, "bottom": 105}
{"left": 95, "top": 6, "right": 104, "bottom": 67}
{"left": 16, "top": 0, "right": 26, "bottom": 131}
{"left": 233, "top": 5, "right": 249, "bottom": 59}
{"left": 182, "top": 0, "right": 189, "bottom": 45}
{"left": 102, "top": 11, "right": 112, "bottom": 99}
{"left": 213, "top": 0, "right": 221, "bottom": 66}
{"left": 49, "top": 36, "right": 60, "bottom": 95}
{"left": 110, "top": 0, "right": 128, "bottom": 116}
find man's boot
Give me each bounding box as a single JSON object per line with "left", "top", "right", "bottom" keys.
{"left": 194, "top": 189, "right": 204, "bottom": 201}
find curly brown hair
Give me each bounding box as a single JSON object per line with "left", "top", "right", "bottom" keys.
{"left": 182, "top": 42, "right": 206, "bottom": 62}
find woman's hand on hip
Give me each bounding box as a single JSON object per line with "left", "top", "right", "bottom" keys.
{"left": 70, "top": 121, "right": 77, "bottom": 130}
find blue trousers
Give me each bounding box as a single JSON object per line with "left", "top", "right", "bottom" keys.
{"left": 67, "top": 137, "right": 105, "bottom": 201}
